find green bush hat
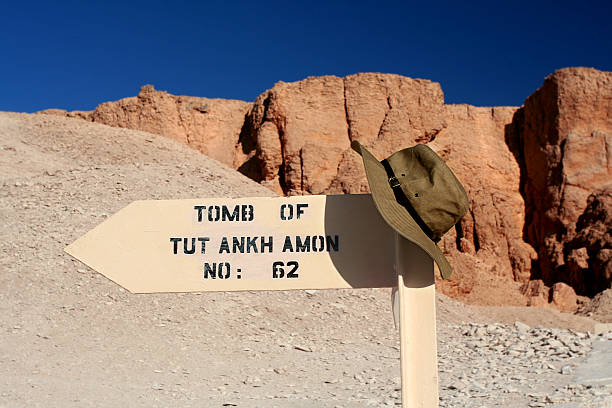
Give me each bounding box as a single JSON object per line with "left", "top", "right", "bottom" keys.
{"left": 351, "top": 141, "right": 469, "bottom": 279}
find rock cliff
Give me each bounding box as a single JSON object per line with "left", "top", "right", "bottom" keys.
{"left": 235, "top": 74, "right": 535, "bottom": 304}
{"left": 507, "top": 68, "right": 612, "bottom": 296}
{"left": 40, "top": 85, "right": 251, "bottom": 169}
{"left": 39, "top": 68, "right": 612, "bottom": 306}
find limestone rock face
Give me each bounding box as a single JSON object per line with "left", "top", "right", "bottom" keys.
{"left": 37, "top": 68, "right": 612, "bottom": 306}
{"left": 238, "top": 73, "right": 445, "bottom": 195}
{"left": 238, "top": 74, "right": 535, "bottom": 304}
{"left": 432, "top": 105, "right": 537, "bottom": 302}
{"left": 507, "top": 68, "right": 612, "bottom": 295}
{"left": 42, "top": 85, "right": 251, "bottom": 168}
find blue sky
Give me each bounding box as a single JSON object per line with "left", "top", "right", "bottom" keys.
{"left": 1, "top": 0, "right": 610, "bottom": 112}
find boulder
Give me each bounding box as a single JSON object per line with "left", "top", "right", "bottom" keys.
{"left": 237, "top": 74, "right": 537, "bottom": 304}
{"left": 520, "top": 279, "right": 550, "bottom": 307}
{"left": 433, "top": 105, "right": 536, "bottom": 296}
{"left": 551, "top": 282, "right": 578, "bottom": 312}
{"left": 238, "top": 75, "right": 351, "bottom": 195}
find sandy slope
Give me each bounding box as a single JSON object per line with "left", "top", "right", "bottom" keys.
{"left": 0, "top": 112, "right": 600, "bottom": 407}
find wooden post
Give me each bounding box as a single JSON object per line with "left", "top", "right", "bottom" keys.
{"left": 395, "top": 233, "right": 439, "bottom": 407}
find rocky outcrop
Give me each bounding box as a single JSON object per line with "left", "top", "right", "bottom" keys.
{"left": 432, "top": 105, "right": 537, "bottom": 302}
{"left": 578, "top": 288, "right": 612, "bottom": 322}
{"left": 551, "top": 282, "right": 579, "bottom": 312}
{"left": 39, "top": 67, "right": 612, "bottom": 306}
{"left": 238, "top": 75, "right": 352, "bottom": 195}
{"left": 237, "top": 74, "right": 535, "bottom": 304}
{"left": 41, "top": 85, "right": 251, "bottom": 168}
{"left": 238, "top": 73, "right": 445, "bottom": 195}
{"left": 521, "top": 280, "right": 551, "bottom": 307}
{"left": 520, "top": 280, "right": 579, "bottom": 312}
{"left": 507, "top": 68, "right": 612, "bottom": 295}
{"left": 38, "top": 108, "right": 92, "bottom": 120}
{"left": 567, "top": 190, "right": 612, "bottom": 294}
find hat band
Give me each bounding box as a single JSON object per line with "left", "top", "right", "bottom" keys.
{"left": 381, "top": 159, "right": 440, "bottom": 244}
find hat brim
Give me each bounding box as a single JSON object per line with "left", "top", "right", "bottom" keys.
{"left": 352, "top": 141, "right": 453, "bottom": 279}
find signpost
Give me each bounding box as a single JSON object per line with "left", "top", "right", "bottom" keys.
{"left": 66, "top": 193, "right": 439, "bottom": 407}
{"left": 396, "top": 233, "right": 439, "bottom": 407}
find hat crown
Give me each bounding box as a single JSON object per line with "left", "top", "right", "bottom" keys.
{"left": 386, "top": 145, "right": 468, "bottom": 241}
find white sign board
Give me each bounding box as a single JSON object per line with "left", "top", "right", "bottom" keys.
{"left": 66, "top": 194, "right": 397, "bottom": 293}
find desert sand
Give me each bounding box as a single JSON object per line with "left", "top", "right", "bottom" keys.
{"left": 1, "top": 112, "right": 609, "bottom": 407}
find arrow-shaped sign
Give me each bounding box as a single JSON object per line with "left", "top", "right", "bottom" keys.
{"left": 66, "top": 192, "right": 441, "bottom": 407}
{"left": 66, "top": 194, "right": 397, "bottom": 293}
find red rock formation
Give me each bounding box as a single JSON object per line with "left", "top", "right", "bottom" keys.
{"left": 238, "top": 73, "right": 445, "bottom": 195}
{"left": 41, "top": 85, "right": 251, "bottom": 168}
{"left": 567, "top": 190, "right": 612, "bottom": 294}
{"left": 237, "top": 74, "right": 534, "bottom": 304}
{"left": 38, "top": 108, "right": 91, "bottom": 120}
{"left": 521, "top": 280, "right": 551, "bottom": 307}
{"left": 39, "top": 67, "right": 612, "bottom": 306}
{"left": 238, "top": 75, "right": 351, "bottom": 195}
{"left": 507, "top": 68, "right": 612, "bottom": 295}
{"left": 432, "top": 105, "right": 537, "bottom": 303}
{"left": 519, "top": 280, "right": 578, "bottom": 311}
{"left": 551, "top": 282, "right": 579, "bottom": 312}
